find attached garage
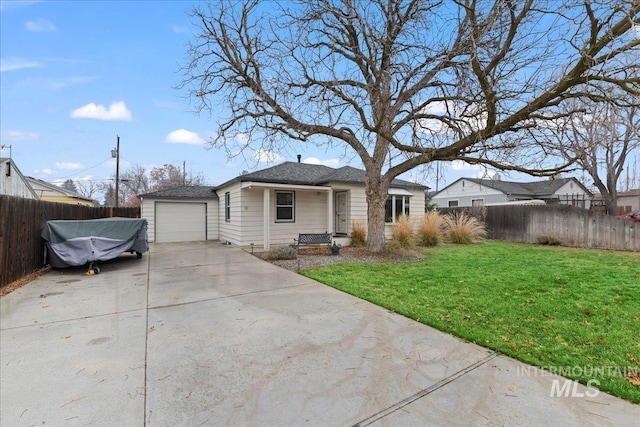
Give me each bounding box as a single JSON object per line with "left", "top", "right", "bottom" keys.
{"left": 138, "top": 186, "right": 219, "bottom": 243}
{"left": 155, "top": 202, "right": 206, "bottom": 243}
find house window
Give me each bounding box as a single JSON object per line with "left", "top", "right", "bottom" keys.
{"left": 472, "top": 199, "right": 484, "bottom": 206}
{"left": 275, "top": 191, "right": 295, "bottom": 222}
{"left": 224, "top": 192, "right": 231, "bottom": 222}
{"left": 448, "top": 200, "right": 459, "bottom": 207}
{"left": 385, "top": 195, "right": 410, "bottom": 223}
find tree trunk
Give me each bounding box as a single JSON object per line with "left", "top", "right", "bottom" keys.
{"left": 603, "top": 190, "right": 618, "bottom": 216}
{"left": 365, "top": 169, "right": 390, "bottom": 252}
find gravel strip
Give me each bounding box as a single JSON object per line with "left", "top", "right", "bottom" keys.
{"left": 252, "top": 246, "right": 425, "bottom": 272}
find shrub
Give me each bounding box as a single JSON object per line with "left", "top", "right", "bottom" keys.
{"left": 350, "top": 220, "right": 367, "bottom": 246}
{"left": 267, "top": 245, "right": 297, "bottom": 260}
{"left": 418, "top": 211, "right": 444, "bottom": 246}
{"left": 391, "top": 214, "right": 415, "bottom": 249}
{"left": 536, "top": 234, "right": 562, "bottom": 246}
{"left": 442, "top": 212, "right": 487, "bottom": 244}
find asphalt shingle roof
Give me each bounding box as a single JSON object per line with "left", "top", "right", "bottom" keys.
{"left": 138, "top": 162, "right": 427, "bottom": 199}
{"left": 464, "top": 177, "right": 590, "bottom": 197}
{"left": 236, "top": 162, "right": 335, "bottom": 185}
{"left": 138, "top": 186, "right": 219, "bottom": 199}
{"left": 224, "top": 162, "right": 426, "bottom": 189}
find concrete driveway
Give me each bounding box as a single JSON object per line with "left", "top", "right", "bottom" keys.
{"left": 1, "top": 241, "right": 638, "bottom": 426}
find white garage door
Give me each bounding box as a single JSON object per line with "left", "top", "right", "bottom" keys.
{"left": 155, "top": 202, "right": 206, "bottom": 243}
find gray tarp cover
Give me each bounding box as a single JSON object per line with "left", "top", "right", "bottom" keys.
{"left": 41, "top": 217, "right": 148, "bottom": 268}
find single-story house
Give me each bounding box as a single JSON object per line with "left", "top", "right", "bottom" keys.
{"left": 139, "top": 161, "right": 427, "bottom": 248}
{"left": 431, "top": 177, "right": 592, "bottom": 209}
{"left": 25, "top": 176, "right": 95, "bottom": 206}
{"left": 0, "top": 157, "right": 38, "bottom": 200}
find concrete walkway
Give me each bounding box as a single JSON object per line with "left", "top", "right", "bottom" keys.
{"left": 1, "top": 241, "right": 638, "bottom": 426}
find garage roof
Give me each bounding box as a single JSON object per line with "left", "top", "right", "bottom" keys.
{"left": 138, "top": 186, "right": 218, "bottom": 199}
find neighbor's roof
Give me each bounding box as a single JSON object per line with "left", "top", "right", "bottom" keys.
{"left": 434, "top": 177, "right": 592, "bottom": 198}
{"left": 138, "top": 185, "right": 219, "bottom": 199}
{"left": 592, "top": 189, "right": 640, "bottom": 200}
{"left": 25, "top": 176, "right": 94, "bottom": 202}
{"left": 218, "top": 162, "right": 427, "bottom": 190}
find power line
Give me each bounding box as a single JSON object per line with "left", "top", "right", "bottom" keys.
{"left": 58, "top": 158, "right": 113, "bottom": 179}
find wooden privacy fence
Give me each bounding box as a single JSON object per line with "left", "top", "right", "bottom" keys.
{"left": 0, "top": 195, "right": 140, "bottom": 288}
{"left": 438, "top": 204, "right": 639, "bottom": 252}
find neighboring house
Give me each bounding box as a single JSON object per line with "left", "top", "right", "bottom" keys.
{"left": 0, "top": 157, "right": 38, "bottom": 199}
{"left": 139, "top": 161, "right": 427, "bottom": 248}
{"left": 431, "top": 177, "right": 592, "bottom": 209}
{"left": 25, "top": 177, "right": 95, "bottom": 206}
{"left": 592, "top": 189, "right": 640, "bottom": 214}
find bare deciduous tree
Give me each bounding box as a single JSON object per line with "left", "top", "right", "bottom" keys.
{"left": 149, "top": 164, "right": 206, "bottom": 190}
{"left": 556, "top": 96, "right": 640, "bottom": 215}
{"left": 180, "top": 0, "right": 639, "bottom": 251}
{"left": 119, "top": 164, "right": 151, "bottom": 207}
{"left": 102, "top": 164, "right": 207, "bottom": 207}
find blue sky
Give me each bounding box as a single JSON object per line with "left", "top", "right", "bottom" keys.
{"left": 0, "top": 0, "right": 547, "bottom": 196}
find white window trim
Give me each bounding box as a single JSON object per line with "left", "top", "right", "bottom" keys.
{"left": 224, "top": 192, "right": 231, "bottom": 222}
{"left": 386, "top": 194, "right": 411, "bottom": 223}
{"left": 448, "top": 200, "right": 459, "bottom": 207}
{"left": 275, "top": 190, "right": 295, "bottom": 223}
{"left": 471, "top": 198, "right": 484, "bottom": 206}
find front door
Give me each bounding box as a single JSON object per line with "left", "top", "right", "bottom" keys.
{"left": 335, "top": 192, "right": 348, "bottom": 234}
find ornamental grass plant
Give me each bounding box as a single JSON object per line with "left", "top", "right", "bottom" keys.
{"left": 418, "top": 211, "right": 444, "bottom": 246}
{"left": 442, "top": 212, "right": 487, "bottom": 244}
{"left": 391, "top": 214, "right": 415, "bottom": 249}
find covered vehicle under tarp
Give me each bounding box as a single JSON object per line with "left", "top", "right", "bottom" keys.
{"left": 41, "top": 217, "right": 148, "bottom": 268}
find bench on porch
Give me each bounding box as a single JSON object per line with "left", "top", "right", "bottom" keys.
{"left": 294, "top": 233, "right": 333, "bottom": 252}
{"left": 293, "top": 232, "right": 334, "bottom": 272}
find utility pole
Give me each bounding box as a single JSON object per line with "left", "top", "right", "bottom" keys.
{"left": 0, "top": 144, "right": 11, "bottom": 159}
{"left": 111, "top": 135, "right": 120, "bottom": 207}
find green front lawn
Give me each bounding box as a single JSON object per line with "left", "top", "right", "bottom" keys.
{"left": 302, "top": 241, "right": 640, "bottom": 403}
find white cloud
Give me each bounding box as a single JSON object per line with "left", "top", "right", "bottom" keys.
{"left": 55, "top": 162, "right": 83, "bottom": 170}
{"left": 416, "top": 100, "right": 487, "bottom": 136}
{"left": 34, "top": 168, "right": 52, "bottom": 175}
{"left": 254, "top": 149, "right": 283, "bottom": 163}
{"left": 165, "top": 129, "right": 205, "bottom": 145}
{"left": 451, "top": 160, "right": 483, "bottom": 172}
{"left": 303, "top": 157, "right": 341, "bottom": 167}
{"left": 25, "top": 18, "right": 57, "bottom": 32}
{"left": 70, "top": 101, "right": 132, "bottom": 121}
{"left": 3, "top": 130, "right": 39, "bottom": 141}
{"left": 172, "top": 25, "right": 188, "bottom": 34}
{"left": 0, "top": 57, "right": 43, "bottom": 72}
